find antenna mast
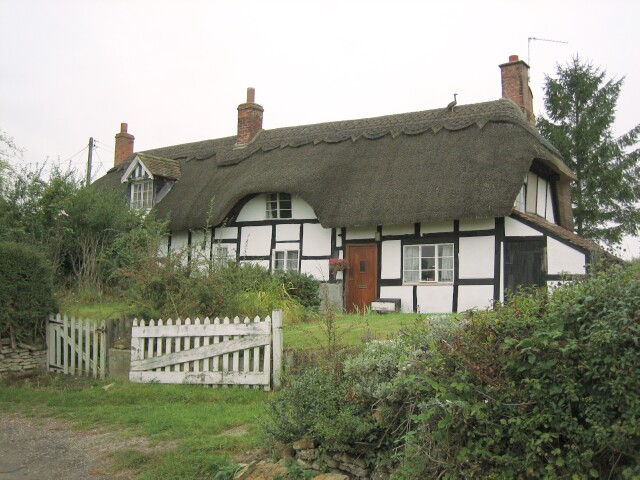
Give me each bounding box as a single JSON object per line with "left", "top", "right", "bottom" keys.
{"left": 528, "top": 36, "right": 568, "bottom": 65}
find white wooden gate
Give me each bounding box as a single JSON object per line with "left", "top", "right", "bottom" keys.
{"left": 47, "top": 314, "right": 107, "bottom": 379}
{"left": 129, "top": 310, "right": 283, "bottom": 390}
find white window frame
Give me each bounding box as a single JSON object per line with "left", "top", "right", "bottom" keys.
{"left": 403, "top": 243, "right": 454, "bottom": 284}
{"left": 131, "top": 179, "right": 153, "bottom": 210}
{"left": 272, "top": 249, "right": 299, "bottom": 272}
{"left": 266, "top": 193, "right": 292, "bottom": 219}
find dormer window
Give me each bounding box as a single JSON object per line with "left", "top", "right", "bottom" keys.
{"left": 121, "top": 154, "right": 181, "bottom": 211}
{"left": 131, "top": 179, "right": 153, "bottom": 210}
{"left": 266, "top": 193, "right": 292, "bottom": 219}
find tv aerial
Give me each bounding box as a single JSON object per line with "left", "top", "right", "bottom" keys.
{"left": 527, "top": 37, "right": 569, "bottom": 65}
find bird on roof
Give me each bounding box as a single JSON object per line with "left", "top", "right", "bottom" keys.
{"left": 446, "top": 93, "right": 458, "bottom": 112}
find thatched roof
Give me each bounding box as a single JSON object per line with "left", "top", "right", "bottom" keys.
{"left": 94, "top": 99, "right": 571, "bottom": 231}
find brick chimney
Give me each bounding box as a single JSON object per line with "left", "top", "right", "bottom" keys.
{"left": 236, "top": 87, "right": 263, "bottom": 146}
{"left": 114, "top": 122, "right": 135, "bottom": 167}
{"left": 499, "top": 55, "right": 535, "bottom": 126}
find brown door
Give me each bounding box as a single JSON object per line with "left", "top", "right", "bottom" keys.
{"left": 345, "top": 244, "right": 378, "bottom": 313}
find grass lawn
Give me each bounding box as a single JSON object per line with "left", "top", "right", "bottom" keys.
{"left": 0, "top": 374, "right": 268, "bottom": 479}
{"left": 284, "top": 312, "right": 431, "bottom": 349}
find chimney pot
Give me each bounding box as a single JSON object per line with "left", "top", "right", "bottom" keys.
{"left": 508, "top": 54, "right": 519, "bottom": 62}
{"left": 247, "top": 87, "right": 255, "bottom": 103}
{"left": 120, "top": 122, "right": 128, "bottom": 133}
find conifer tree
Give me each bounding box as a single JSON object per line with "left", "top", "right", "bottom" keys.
{"left": 537, "top": 56, "right": 640, "bottom": 246}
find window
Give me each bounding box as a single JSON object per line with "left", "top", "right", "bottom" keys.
{"left": 213, "top": 245, "right": 231, "bottom": 267}
{"left": 266, "top": 193, "right": 292, "bottom": 219}
{"left": 273, "top": 250, "right": 299, "bottom": 272}
{"left": 403, "top": 244, "right": 454, "bottom": 283}
{"left": 131, "top": 180, "right": 153, "bottom": 210}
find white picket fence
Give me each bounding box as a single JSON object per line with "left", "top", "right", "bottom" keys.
{"left": 47, "top": 314, "right": 107, "bottom": 379}
{"left": 129, "top": 310, "right": 283, "bottom": 390}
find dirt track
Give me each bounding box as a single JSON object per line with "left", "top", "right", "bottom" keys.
{"left": 0, "top": 412, "right": 147, "bottom": 480}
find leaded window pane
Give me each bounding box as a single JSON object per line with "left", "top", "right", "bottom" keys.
{"left": 286, "top": 251, "right": 299, "bottom": 271}
{"left": 266, "top": 193, "right": 292, "bottom": 219}
{"left": 440, "top": 270, "right": 453, "bottom": 282}
{"left": 439, "top": 244, "right": 453, "bottom": 257}
{"left": 274, "top": 251, "right": 285, "bottom": 270}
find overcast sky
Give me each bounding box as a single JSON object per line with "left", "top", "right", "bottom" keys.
{"left": 1, "top": 0, "right": 639, "bottom": 256}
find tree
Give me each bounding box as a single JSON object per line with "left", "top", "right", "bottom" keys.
{"left": 0, "top": 129, "right": 21, "bottom": 196}
{"left": 537, "top": 56, "right": 640, "bottom": 246}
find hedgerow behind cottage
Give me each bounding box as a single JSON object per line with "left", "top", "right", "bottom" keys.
{"left": 263, "top": 262, "right": 640, "bottom": 478}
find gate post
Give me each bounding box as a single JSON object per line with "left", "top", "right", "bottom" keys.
{"left": 271, "top": 310, "right": 283, "bottom": 390}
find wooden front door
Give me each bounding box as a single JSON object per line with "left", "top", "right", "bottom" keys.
{"left": 504, "top": 238, "right": 546, "bottom": 295}
{"left": 345, "top": 244, "right": 378, "bottom": 313}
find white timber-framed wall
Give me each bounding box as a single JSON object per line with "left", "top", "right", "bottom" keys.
{"left": 163, "top": 193, "right": 590, "bottom": 314}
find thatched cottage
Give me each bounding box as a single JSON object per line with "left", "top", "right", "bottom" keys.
{"left": 94, "top": 55, "right": 597, "bottom": 313}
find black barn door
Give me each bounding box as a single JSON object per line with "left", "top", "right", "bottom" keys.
{"left": 504, "top": 238, "right": 546, "bottom": 295}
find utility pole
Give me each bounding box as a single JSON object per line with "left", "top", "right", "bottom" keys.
{"left": 86, "top": 137, "right": 94, "bottom": 187}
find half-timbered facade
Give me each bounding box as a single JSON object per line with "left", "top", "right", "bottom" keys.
{"left": 94, "top": 55, "right": 598, "bottom": 313}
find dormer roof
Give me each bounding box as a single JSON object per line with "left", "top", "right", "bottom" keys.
{"left": 121, "top": 153, "right": 181, "bottom": 183}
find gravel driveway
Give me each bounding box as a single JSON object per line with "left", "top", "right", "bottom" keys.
{"left": 0, "top": 412, "right": 153, "bottom": 480}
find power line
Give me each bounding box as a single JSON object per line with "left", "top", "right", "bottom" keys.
{"left": 93, "top": 147, "right": 106, "bottom": 180}
{"left": 60, "top": 145, "right": 88, "bottom": 166}
{"left": 94, "top": 139, "right": 113, "bottom": 152}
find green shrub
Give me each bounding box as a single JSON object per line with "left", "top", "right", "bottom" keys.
{"left": 264, "top": 264, "right": 640, "bottom": 478}
{"left": 276, "top": 270, "right": 320, "bottom": 311}
{"left": 123, "top": 259, "right": 316, "bottom": 322}
{"left": 395, "top": 263, "right": 640, "bottom": 479}
{"left": 263, "top": 365, "right": 378, "bottom": 455}
{"left": 0, "top": 241, "right": 58, "bottom": 343}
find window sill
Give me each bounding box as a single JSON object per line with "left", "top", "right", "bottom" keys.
{"left": 402, "top": 282, "right": 454, "bottom": 286}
